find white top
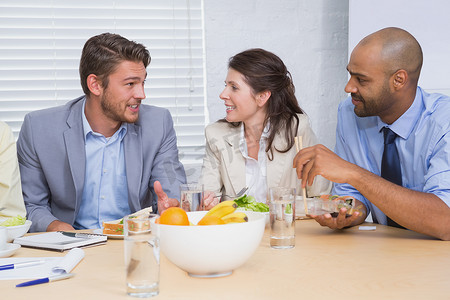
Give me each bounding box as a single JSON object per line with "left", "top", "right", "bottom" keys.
{"left": 238, "top": 122, "right": 270, "bottom": 203}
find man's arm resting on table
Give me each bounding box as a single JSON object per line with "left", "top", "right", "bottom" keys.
{"left": 294, "top": 145, "right": 450, "bottom": 240}
{"left": 348, "top": 167, "right": 450, "bottom": 241}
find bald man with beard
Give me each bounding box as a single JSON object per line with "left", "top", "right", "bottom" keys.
{"left": 293, "top": 27, "right": 450, "bottom": 240}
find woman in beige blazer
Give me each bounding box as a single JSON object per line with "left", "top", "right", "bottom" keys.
{"left": 200, "top": 49, "right": 331, "bottom": 204}
{"left": 0, "top": 121, "right": 26, "bottom": 219}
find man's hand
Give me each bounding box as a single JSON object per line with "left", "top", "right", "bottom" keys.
{"left": 154, "top": 180, "right": 180, "bottom": 214}
{"left": 203, "top": 191, "right": 219, "bottom": 210}
{"left": 46, "top": 220, "right": 75, "bottom": 232}
{"left": 310, "top": 208, "right": 364, "bottom": 229}
{"left": 293, "top": 144, "right": 358, "bottom": 187}
{"left": 309, "top": 200, "right": 367, "bottom": 229}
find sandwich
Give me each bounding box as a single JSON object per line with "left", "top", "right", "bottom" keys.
{"left": 318, "top": 194, "right": 358, "bottom": 217}
{"left": 102, "top": 206, "right": 153, "bottom": 235}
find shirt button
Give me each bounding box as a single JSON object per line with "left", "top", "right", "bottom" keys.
{"left": 103, "top": 169, "right": 107, "bottom": 173}
{"left": 101, "top": 196, "right": 105, "bottom": 199}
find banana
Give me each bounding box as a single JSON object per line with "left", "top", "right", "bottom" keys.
{"left": 205, "top": 200, "right": 237, "bottom": 218}
{"left": 207, "top": 205, "right": 236, "bottom": 219}
{"left": 221, "top": 212, "right": 248, "bottom": 224}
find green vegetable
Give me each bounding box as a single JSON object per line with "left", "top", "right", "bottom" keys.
{"left": 234, "top": 195, "right": 269, "bottom": 212}
{"left": 284, "top": 203, "right": 293, "bottom": 214}
{"left": 0, "top": 215, "right": 26, "bottom": 226}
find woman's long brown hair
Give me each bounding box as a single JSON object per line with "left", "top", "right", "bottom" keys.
{"left": 220, "top": 48, "right": 304, "bottom": 160}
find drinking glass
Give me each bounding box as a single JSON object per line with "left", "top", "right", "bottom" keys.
{"left": 269, "top": 187, "right": 296, "bottom": 249}
{"left": 124, "top": 212, "right": 160, "bottom": 297}
{"left": 180, "top": 183, "right": 204, "bottom": 212}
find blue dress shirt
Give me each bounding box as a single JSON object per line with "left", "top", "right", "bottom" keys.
{"left": 333, "top": 87, "right": 450, "bottom": 225}
{"left": 74, "top": 101, "right": 131, "bottom": 229}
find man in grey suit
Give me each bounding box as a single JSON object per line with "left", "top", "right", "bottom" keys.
{"left": 17, "top": 33, "right": 186, "bottom": 232}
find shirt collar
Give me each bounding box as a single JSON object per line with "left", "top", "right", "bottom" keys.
{"left": 377, "top": 87, "right": 423, "bottom": 139}
{"left": 81, "top": 99, "right": 127, "bottom": 142}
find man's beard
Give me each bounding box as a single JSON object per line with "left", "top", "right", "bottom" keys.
{"left": 100, "top": 92, "right": 138, "bottom": 123}
{"left": 352, "top": 93, "right": 371, "bottom": 117}
{"left": 352, "top": 84, "right": 390, "bottom": 118}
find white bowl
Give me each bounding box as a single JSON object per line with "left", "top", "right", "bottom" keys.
{"left": 2, "top": 220, "right": 32, "bottom": 242}
{"left": 152, "top": 211, "right": 265, "bottom": 277}
{"left": 236, "top": 208, "right": 269, "bottom": 225}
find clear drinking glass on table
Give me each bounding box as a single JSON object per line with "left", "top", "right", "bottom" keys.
{"left": 295, "top": 196, "right": 317, "bottom": 219}
{"left": 269, "top": 187, "right": 296, "bottom": 249}
{"left": 124, "top": 212, "right": 160, "bottom": 298}
{"left": 180, "top": 183, "right": 204, "bottom": 212}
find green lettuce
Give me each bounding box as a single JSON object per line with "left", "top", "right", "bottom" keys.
{"left": 234, "top": 195, "right": 269, "bottom": 212}
{"left": 0, "top": 215, "right": 26, "bottom": 226}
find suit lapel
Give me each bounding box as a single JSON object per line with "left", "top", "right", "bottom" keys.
{"left": 124, "top": 123, "right": 143, "bottom": 211}
{"left": 223, "top": 127, "right": 246, "bottom": 194}
{"left": 64, "top": 99, "right": 86, "bottom": 210}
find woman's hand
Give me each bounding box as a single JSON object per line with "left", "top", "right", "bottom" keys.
{"left": 203, "top": 191, "right": 220, "bottom": 210}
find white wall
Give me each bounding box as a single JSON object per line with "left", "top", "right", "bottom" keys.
{"left": 203, "top": 0, "right": 349, "bottom": 149}
{"left": 349, "top": 0, "right": 450, "bottom": 96}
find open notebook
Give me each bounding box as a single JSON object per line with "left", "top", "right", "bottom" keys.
{"left": 0, "top": 248, "right": 86, "bottom": 280}
{"left": 13, "top": 232, "right": 107, "bottom": 252}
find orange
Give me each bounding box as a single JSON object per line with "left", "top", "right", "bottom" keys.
{"left": 197, "top": 215, "right": 225, "bottom": 226}
{"left": 159, "top": 207, "right": 189, "bottom": 226}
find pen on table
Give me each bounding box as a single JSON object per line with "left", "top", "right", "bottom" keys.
{"left": 16, "top": 273, "right": 75, "bottom": 287}
{"left": 0, "top": 260, "right": 46, "bottom": 271}
{"left": 59, "top": 231, "right": 92, "bottom": 239}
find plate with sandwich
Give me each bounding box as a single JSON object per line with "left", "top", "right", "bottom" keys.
{"left": 94, "top": 207, "right": 153, "bottom": 239}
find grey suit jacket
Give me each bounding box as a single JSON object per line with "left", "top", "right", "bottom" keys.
{"left": 17, "top": 96, "right": 186, "bottom": 232}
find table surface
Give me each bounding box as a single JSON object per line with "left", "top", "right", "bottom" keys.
{"left": 1, "top": 220, "right": 449, "bottom": 300}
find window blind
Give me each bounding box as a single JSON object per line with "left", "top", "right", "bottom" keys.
{"left": 0, "top": 0, "right": 206, "bottom": 167}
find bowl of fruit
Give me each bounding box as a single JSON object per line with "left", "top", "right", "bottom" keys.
{"left": 151, "top": 201, "right": 266, "bottom": 278}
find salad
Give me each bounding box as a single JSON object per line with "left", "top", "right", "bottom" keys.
{"left": 0, "top": 215, "right": 26, "bottom": 226}
{"left": 234, "top": 195, "right": 269, "bottom": 212}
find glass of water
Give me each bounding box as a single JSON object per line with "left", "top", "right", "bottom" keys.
{"left": 180, "top": 183, "right": 204, "bottom": 212}
{"left": 269, "top": 187, "right": 296, "bottom": 249}
{"left": 124, "top": 212, "right": 160, "bottom": 297}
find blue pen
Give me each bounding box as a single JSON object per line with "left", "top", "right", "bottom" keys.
{"left": 0, "top": 260, "right": 45, "bottom": 271}
{"left": 16, "top": 273, "right": 75, "bottom": 287}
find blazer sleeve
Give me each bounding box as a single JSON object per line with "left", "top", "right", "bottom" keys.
{"left": 17, "top": 113, "right": 58, "bottom": 232}
{"left": 147, "top": 109, "right": 186, "bottom": 209}
{"left": 0, "top": 122, "right": 26, "bottom": 218}
{"left": 199, "top": 124, "right": 224, "bottom": 194}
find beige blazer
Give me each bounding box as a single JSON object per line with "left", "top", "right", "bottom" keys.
{"left": 200, "top": 114, "right": 331, "bottom": 200}
{"left": 0, "top": 121, "right": 26, "bottom": 218}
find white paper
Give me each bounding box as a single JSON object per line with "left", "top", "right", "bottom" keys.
{"left": 359, "top": 226, "right": 377, "bottom": 231}
{"left": 0, "top": 248, "right": 85, "bottom": 280}
{"left": 52, "top": 248, "right": 85, "bottom": 274}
